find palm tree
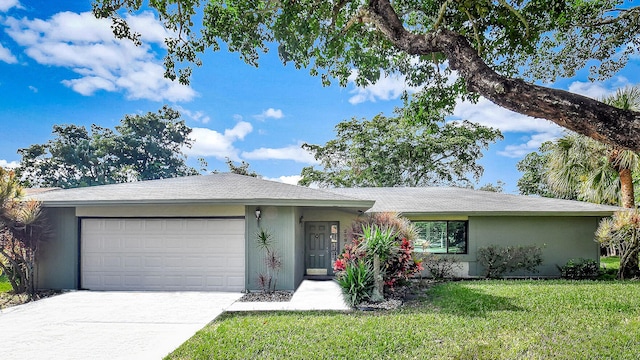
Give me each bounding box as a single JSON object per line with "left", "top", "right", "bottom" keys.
{"left": 602, "top": 86, "right": 640, "bottom": 209}
{"left": 546, "top": 87, "right": 640, "bottom": 208}
{"left": 0, "top": 167, "right": 47, "bottom": 296}
{"left": 544, "top": 86, "right": 640, "bottom": 278}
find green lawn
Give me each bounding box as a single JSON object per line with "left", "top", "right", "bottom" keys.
{"left": 0, "top": 274, "right": 11, "bottom": 293}
{"left": 601, "top": 256, "right": 621, "bottom": 271}
{"left": 167, "top": 280, "right": 640, "bottom": 360}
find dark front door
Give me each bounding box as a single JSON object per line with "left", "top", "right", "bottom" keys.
{"left": 305, "top": 222, "right": 339, "bottom": 276}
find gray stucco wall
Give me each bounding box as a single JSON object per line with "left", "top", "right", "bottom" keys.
{"left": 466, "top": 216, "right": 601, "bottom": 277}
{"left": 245, "top": 206, "right": 297, "bottom": 291}
{"left": 245, "top": 206, "right": 361, "bottom": 291}
{"left": 37, "top": 207, "right": 78, "bottom": 290}
{"left": 293, "top": 207, "right": 305, "bottom": 290}
{"left": 37, "top": 204, "right": 604, "bottom": 291}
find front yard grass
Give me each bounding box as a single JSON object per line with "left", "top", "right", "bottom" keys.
{"left": 0, "top": 274, "right": 11, "bottom": 293}
{"left": 601, "top": 256, "right": 620, "bottom": 271}
{"left": 167, "top": 280, "right": 640, "bottom": 360}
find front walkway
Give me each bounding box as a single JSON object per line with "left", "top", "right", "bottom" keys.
{"left": 0, "top": 291, "right": 243, "bottom": 360}
{"left": 226, "top": 279, "right": 350, "bottom": 311}
{"left": 0, "top": 280, "right": 348, "bottom": 360}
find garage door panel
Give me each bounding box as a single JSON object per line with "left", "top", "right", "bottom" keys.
{"left": 143, "top": 238, "right": 164, "bottom": 249}
{"left": 105, "top": 221, "right": 124, "bottom": 231}
{"left": 142, "top": 220, "right": 164, "bottom": 231}
{"left": 124, "top": 237, "right": 141, "bottom": 249}
{"left": 124, "top": 256, "right": 142, "bottom": 269}
{"left": 144, "top": 257, "right": 163, "bottom": 268}
{"left": 226, "top": 276, "right": 244, "bottom": 287}
{"left": 81, "top": 218, "right": 245, "bottom": 291}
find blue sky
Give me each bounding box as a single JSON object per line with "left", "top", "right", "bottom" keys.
{"left": 1, "top": 1, "right": 638, "bottom": 193}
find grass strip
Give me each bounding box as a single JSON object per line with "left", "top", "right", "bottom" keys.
{"left": 167, "top": 280, "right": 640, "bottom": 360}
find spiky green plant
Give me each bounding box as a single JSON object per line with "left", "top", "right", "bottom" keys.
{"left": 361, "top": 225, "right": 397, "bottom": 262}
{"left": 336, "top": 259, "right": 374, "bottom": 307}
{"left": 596, "top": 210, "right": 640, "bottom": 279}
{"left": 254, "top": 228, "right": 281, "bottom": 293}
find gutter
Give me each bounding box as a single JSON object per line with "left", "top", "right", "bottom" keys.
{"left": 37, "top": 198, "right": 376, "bottom": 209}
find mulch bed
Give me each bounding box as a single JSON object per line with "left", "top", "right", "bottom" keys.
{"left": 238, "top": 290, "right": 293, "bottom": 302}
{"left": 0, "top": 290, "right": 62, "bottom": 310}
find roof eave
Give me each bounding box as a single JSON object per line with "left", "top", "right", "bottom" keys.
{"left": 39, "top": 198, "right": 376, "bottom": 209}
{"left": 385, "top": 211, "right": 617, "bottom": 217}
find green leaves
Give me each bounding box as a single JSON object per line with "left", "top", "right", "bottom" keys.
{"left": 336, "top": 259, "right": 374, "bottom": 307}
{"left": 17, "top": 106, "right": 197, "bottom": 189}
{"left": 362, "top": 225, "right": 398, "bottom": 262}
{"left": 596, "top": 210, "right": 640, "bottom": 279}
{"left": 299, "top": 92, "right": 502, "bottom": 188}
{"left": 0, "top": 168, "right": 47, "bottom": 295}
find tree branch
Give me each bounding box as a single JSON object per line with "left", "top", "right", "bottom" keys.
{"left": 588, "top": 6, "right": 640, "bottom": 27}
{"left": 366, "top": 0, "right": 640, "bottom": 152}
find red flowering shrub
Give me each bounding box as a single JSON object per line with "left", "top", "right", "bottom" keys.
{"left": 334, "top": 214, "right": 423, "bottom": 302}
{"left": 333, "top": 237, "right": 366, "bottom": 272}
{"left": 383, "top": 238, "right": 423, "bottom": 290}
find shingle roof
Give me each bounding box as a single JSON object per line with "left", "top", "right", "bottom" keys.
{"left": 29, "top": 173, "right": 374, "bottom": 208}
{"left": 28, "top": 176, "right": 622, "bottom": 216}
{"left": 327, "top": 187, "right": 621, "bottom": 216}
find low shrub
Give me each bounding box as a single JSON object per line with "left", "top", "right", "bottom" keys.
{"left": 422, "top": 254, "right": 462, "bottom": 280}
{"left": 335, "top": 259, "right": 373, "bottom": 307}
{"left": 477, "top": 245, "right": 543, "bottom": 278}
{"left": 558, "top": 258, "right": 601, "bottom": 280}
{"left": 335, "top": 214, "right": 423, "bottom": 307}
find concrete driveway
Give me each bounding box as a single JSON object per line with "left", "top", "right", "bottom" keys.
{"left": 0, "top": 291, "right": 242, "bottom": 360}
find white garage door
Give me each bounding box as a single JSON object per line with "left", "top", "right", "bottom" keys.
{"left": 81, "top": 218, "right": 245, "bottom": 291}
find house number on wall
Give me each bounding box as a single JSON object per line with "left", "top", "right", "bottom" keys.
{"left": 330, "top": 224, "right": 338, "bottom": 263}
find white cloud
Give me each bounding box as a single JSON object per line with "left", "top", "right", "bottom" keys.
{"left": 5, "top": 11, "right": 195, "bottom": 102}
{"left": 0, "top": 43, "right": 17, "bottom": 63}
{"left": 453, "top": 97, "right": 563, "bottom": 134}
{"left": 173, "top": 105, "right": 211, "bottom": 124}
{"left": 264, "top": 175, "right": 302, "bottom": 185}
{"left": 567, "top": 77, "right": 632, "bottom": 100}
{"left": 453, "top": 97, "right": 565, "bottom": 159}
{"left": 242, "top": 143, "right": 317, "bottom": 164}
{"left": 0, "top": 0, "right": 20, "bottom": 12}
{"left": 568, "top": 81, "right": 612, "bottom": 100}
{"left": 28, "top": 85, "right": 37, "bottom": 93}
{"left": 348, "top": 71, "right": 422, "bottom": 105}
{"left": 497, "top": 132, "right": 563, "bottom": 158}
{"left": 185, "top": 122, "right": 253, "bottom": 160}
{"left": 0, "top": 159, "right": 19, "bottom": 169}
{"left": 62, "top": 76, "right": 116, "bottom": 95}
{"left": 254, "top": 108, "right": 284, "bottom": 121}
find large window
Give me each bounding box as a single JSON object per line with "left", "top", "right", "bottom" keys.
{"left": 413, "top": 221, "right": 467, "bottom": 254}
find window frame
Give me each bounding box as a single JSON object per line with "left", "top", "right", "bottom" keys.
{"left": 412, "top": 220, "right": 468, "bottom": 255}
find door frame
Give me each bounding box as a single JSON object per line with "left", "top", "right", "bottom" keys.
{"left": 304, "top": 221, "right": 340, "bottom": 276}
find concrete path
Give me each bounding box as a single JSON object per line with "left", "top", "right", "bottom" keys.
{"left": 0, "top": 280, "right": 348, "bottom": 359}
{"left": 0, "top": 291, "right": 242, "bottom": 360}
{"left": 227, "top": 279, "right": 350, "bottom": 312}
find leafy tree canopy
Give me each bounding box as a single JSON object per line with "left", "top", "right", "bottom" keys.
{"left": 516, "top": 146, "right": 559, "bottom": 198}
{"left": 214, "top": 158, "right": 260, "bottom": 177}
{"left": 17, "top": 106, "right": 197, "bottom": 189}
{"left": 299, "top": 102, "right": 502, "bottom": 187}
{"left": 477, "top": 180, "right": 505, "bottom": 193}
{"left": 93, "top": 0, "right": 640, "bottom": 150}
{"left": 517, "top": 87, "right": 640, "bottom": 207}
